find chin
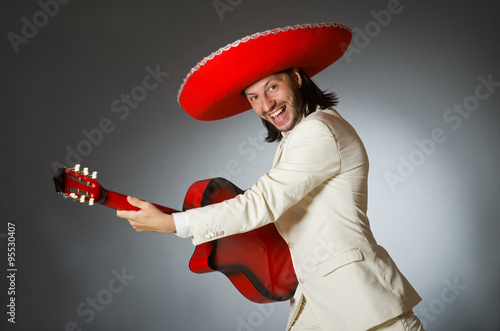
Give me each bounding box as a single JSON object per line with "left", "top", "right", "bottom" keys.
{"left": 276, "top": 123, "right": 293, "bottom": 133}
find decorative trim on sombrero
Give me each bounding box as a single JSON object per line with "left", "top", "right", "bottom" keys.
{"left": 177, "top": 22, "right": 352, "bottom": 105}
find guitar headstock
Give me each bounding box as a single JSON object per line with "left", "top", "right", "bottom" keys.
{"left": 53, "top": 164, "right": 104, "bottom": 206}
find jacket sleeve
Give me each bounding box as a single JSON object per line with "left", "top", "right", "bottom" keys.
{"left": 186, "top": 119, "right": 341, "bottom": 246}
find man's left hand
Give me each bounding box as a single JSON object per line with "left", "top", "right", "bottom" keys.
{"left": 116, "top": 196, "right": 176, "bottom": 233}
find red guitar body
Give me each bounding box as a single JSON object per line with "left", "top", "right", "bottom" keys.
{"left": 183, "top": 178, "right": 298, "bottom": 303}
{"left": 53, "top": 166, "right": 298, "bottom": 303}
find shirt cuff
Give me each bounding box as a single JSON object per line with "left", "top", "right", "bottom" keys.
{"left": 173, "top": 212, "right": 192, "bottom": 238}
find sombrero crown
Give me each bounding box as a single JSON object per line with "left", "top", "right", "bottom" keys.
{"left": 178, "top": 22, "right": 352, "bottom": 121}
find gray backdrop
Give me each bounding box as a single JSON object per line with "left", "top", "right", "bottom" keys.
{"left": 2, "top": 0, "right": 499, "bottom": 330}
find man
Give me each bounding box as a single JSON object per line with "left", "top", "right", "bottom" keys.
{"left": 117, "top": 23, "right": 423, "bottom": 330}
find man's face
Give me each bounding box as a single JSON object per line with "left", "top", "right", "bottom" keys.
{"left": 244, "top": 68, "right": 303, "bottom": 133}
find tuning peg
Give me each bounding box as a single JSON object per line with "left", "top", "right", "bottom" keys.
{"left": 91, "top": 171, "right": 98, "bottom": 179}
{"left": 69, "top": 193, "right": 78, "bottom": 200}
{"left": 83, "top": 167, "right": 89, "bottom": 176}
{"left": 88, "top": 198, "right": 95, "bottom": 206}
{"left": 74, "top": 164, "right": 81, "bottom": 172}
{"left": 80, "top": 195, "right": 86, "bottom": 203}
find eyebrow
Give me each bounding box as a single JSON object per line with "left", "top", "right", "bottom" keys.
{"left": 244, "top": 77, "right": 281, "bottom": 96}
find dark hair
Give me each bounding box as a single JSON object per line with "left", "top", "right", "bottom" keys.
{"left": 260, "top": 68, "right": 338, "bottom": 142}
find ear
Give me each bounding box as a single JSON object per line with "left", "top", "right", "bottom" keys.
{"left": 292, "top": 67, "right": 302, "bottom": 88}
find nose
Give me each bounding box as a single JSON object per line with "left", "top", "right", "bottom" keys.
{"left": 261, "top": 95, "right": 275, "bottom": 113}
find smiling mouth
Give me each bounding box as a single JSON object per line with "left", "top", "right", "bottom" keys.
{"left": 269, "top": 105, "right": 286, "bottom": 122}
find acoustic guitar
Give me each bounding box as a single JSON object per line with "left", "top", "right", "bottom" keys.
{"left": 53, "top": 165, "right": 298, "bottom": 303}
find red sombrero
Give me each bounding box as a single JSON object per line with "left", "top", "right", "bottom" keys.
{"left": 177, "top": 22, "right": 352, "bottom": 121}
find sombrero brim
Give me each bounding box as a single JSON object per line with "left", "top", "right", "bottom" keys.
{"left": 177, "top": 22, "right": 352, "bottom": 121}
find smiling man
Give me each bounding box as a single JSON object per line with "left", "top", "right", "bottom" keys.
{"left": 117, "top": 23, "right": 423, "bottom": 330}
{"left": 245, "top": 68, "right": 304, "bottom": 133}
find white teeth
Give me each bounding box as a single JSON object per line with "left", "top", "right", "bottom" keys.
{"left": 270, "top": 106, "right": 285, "bottom": 119}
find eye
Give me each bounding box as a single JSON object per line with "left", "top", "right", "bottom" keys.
{"left": 268, "top": 84, "right": 278, "bottom": 92}
{"left": 248, "top": 95, "right": 258, "bottom": 102}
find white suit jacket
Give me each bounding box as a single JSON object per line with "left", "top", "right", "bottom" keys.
{"left": 186, "top": 108, "right": 421, "bottom": 330}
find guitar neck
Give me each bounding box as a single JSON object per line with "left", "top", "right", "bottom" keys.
{"left": 101, "top": 189, "right": 179, "bottom": 214}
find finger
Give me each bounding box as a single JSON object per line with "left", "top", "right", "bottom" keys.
{"left": 116, "top": 209, "right": 139, "bottom": 219}
{"left": 127, "top": 196, "right": 149, "bottom": 209}
{"left": 127, "top": 221, "right": 142, "bottom": 232}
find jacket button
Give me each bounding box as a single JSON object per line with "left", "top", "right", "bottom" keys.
{"left": 288, "top": 242, "right": 294, "bottom": 249}
{"left": 298, "top": 277, "right": 304, "bottom": 284}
